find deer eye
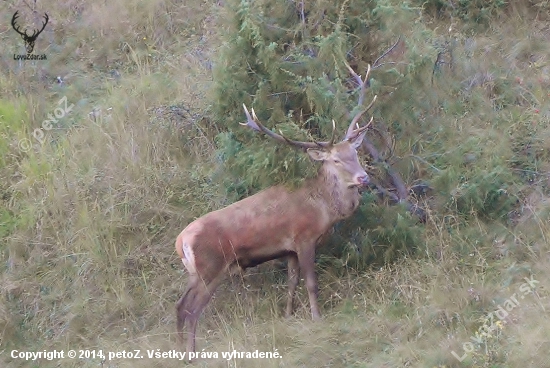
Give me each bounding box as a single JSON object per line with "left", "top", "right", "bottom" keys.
{"left": 334, "top": 159, "right": 341, "bottom": 164}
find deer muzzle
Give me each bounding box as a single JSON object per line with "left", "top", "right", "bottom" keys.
{"left": 357, "top": 174, "right": 370, "bottom": 186}
{"left": 352, "top": 173, "right": 370, "bottom": 187}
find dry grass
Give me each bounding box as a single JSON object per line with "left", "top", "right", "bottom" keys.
{"left": 1, "top": 1, "right": 549, "bottom": 368}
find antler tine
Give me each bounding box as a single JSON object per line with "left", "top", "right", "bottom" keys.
{"left": 343, "top": 61, "right": 376, "bottom": 141}
{"left": 329, "top": 119, "right": 336, "bottom": 146}
{"left": 344, "top": 60, "right": 362, "bottom": 86}
{"left": 347, "top": 116, "right": 374, "bottom": 141}
{"left": 34, "top": 13, "right": 49, "bottom": 36}
{"left": 242, "top": 104, "right": 329, "bottom": 150}
{"left": 241, "top": 104, "right": 261, "bottom": 131}
{"left": 11, "top": 11, "right": 24, "bottom": 36}
{"left": 346, "top": 95, "right": 377, "bottom": 139}
{"left": 344, "top": 62, "right": 372, "bottom": 100}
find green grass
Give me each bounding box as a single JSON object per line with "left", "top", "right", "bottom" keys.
{"left": 1, "top": 1, "right": 550, "bottom": 367}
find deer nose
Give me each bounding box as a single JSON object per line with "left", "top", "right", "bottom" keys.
{"left": 357, "top": 174, "right": 370, "bottom": 186}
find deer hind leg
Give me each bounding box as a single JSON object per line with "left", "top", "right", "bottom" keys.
{"left": 184, "top": 272, "right": 226, "bottom": 354}
{"left": 298, "top": 246, "right": 321, "bottom": 320}
{"left": 285, "top": 253, "right": 299, "bottom": 318}
{"left": 176, "top": 274, "right": 200, "bottom": 343}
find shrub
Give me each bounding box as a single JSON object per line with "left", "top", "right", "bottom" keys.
{"left": 212, "top": 0, "right": 431, "bottom": 265}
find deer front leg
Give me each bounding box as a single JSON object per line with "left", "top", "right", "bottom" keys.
{"left": 298, "top": 247, "right": 321, "bottom": 320}
{"left": 285, "top": 253, "right": 299, "bottom": 317}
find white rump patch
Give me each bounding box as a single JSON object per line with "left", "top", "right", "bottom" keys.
{"left": 181, "top": 241, "right": 197, "bottom": 275}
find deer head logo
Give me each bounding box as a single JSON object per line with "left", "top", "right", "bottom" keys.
{"left": 11, "top": 11, "right": 49, "bottom": 54}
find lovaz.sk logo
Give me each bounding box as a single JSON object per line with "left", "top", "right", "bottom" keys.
{"left": 11, "top": 10, "right": 48, "bottom": 61}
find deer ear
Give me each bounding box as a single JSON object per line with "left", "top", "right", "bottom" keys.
{"left": 307, "top": 148, "right": 329, "bottom": 161}
{"left": 349, "top": 130, "right": 367, "bottom": 150}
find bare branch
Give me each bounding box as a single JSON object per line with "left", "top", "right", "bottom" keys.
{"left": 340, "top": 43, "right": 426, "bottom": 220}
{"left": 372, "top": 36, "right": 402, "bottom": 68}
{"left": 360, "top": 137, "right": 408, "bottom": 203}
{"left": 300, "top": 0, "right": 305, "bottom": 27}
{"left": 372, "top": 61, "right": 409, "bottom": 70}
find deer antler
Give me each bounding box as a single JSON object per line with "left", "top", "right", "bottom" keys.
{"left": 242, "top": 62, "right": 377, "bottom": 149}
{"left": 343, "top": 62, "right": 377, "bottom": 140}
{"left": 11, "top": 11, "right": 25, "bottom": 37}
{"left": 31, "top": 13, "right": 49, "bottom": 39}
{"left": 328, "top": 119, "right": 336, "bottom": 145}
{"left": 11, "top": 11, "right": 48, "bottom": 40}
{"left": 242, "top": 104, "right": 333, "bottom": 150}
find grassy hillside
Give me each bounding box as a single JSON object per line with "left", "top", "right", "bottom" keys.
{"left": 1, "top": 1, "right": 549, "bottom": 367}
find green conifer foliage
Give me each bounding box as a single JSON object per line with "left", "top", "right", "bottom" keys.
{"left": 211, "top": 0, "right": 429, "bottom": 266}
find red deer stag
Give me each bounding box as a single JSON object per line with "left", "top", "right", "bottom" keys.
{"left": 175, "top": 64, "right": 376, "bottom": 354}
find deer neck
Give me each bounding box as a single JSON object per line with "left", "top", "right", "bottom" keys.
{"left": 309, "top": 164, "right": 362, "bottom": 222}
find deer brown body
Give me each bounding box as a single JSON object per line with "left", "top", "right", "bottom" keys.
{"left": 176, "top": 65, "right": 376, "bottom": 355}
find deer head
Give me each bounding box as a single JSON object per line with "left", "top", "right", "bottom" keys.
{"left": 11, "top": 11, "right": 49, "bottom": 54}
{"left": 242, "top": 104, "right": 374, "bottom": 188}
